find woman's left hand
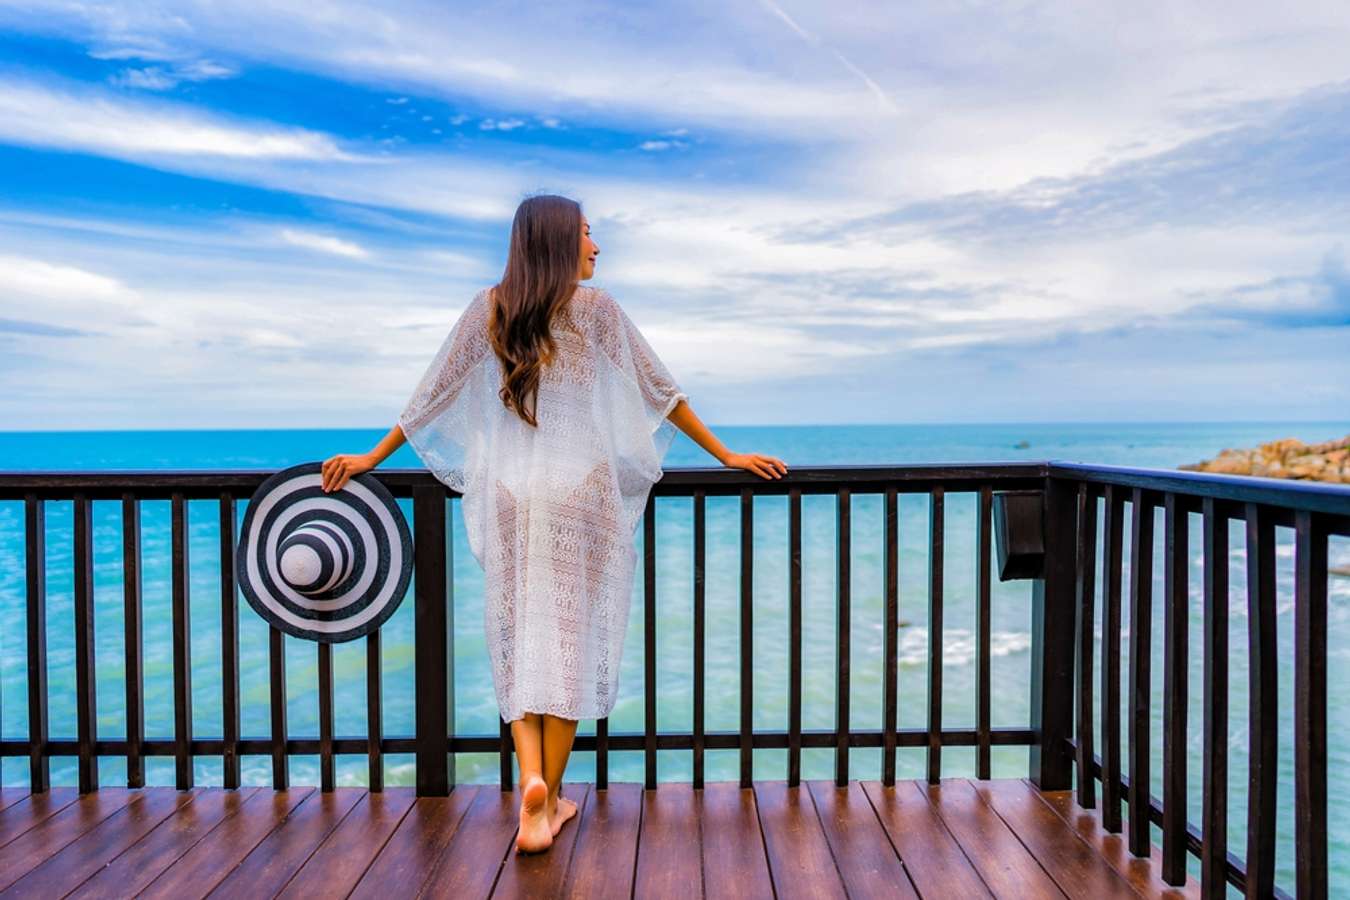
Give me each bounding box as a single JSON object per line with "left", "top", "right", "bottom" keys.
{"left": 321, "top": 452, "right": 376, "bottom": 493}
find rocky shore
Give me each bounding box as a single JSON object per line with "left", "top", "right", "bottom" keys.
{"left": 1180, "top": 433, "right": 1350, "bottom": 484}
{"left": 1181, "top": 433, "right": 1350, "bottom": 575}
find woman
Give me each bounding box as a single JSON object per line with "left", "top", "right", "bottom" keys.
{"left": 319, "top": 194, "right": 787, "bottom": 854}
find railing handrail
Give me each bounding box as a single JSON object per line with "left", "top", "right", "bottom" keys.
{"left": 1048, "top": 458, "right": 1350, "bottom": 517}
{"left": 4, "top": 456, "right": 1348, "bottom": 506}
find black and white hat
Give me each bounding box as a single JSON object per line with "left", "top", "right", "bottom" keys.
{"left": 237, "top": 461, "right": 413, "bottom": 643}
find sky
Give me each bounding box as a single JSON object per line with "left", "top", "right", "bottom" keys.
{"left": 0, "top": 1, "right": 1347, "bottom": 430}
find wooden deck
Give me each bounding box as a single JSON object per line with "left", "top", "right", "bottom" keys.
{"left": 0, "top": 778, "right": 1198, "bottom": 898}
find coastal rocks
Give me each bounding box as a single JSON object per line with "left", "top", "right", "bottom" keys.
{"left": 1180, "top": 433, "right": 1350, "bottom": 485}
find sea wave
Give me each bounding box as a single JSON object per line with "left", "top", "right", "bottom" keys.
{"left": 894, "top": 626, "right": 1031, "bottom": 668}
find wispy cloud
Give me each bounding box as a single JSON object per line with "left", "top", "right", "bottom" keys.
{"left": 108, "top": 58, "right": 237, "bottom": 91}
{"left": 0, "top": 76, "right": 356, "bottom": 160}
{"left": 279, "top": 228, "right": 371, "bottom": 259}
{"left": 756, "top": 0, "right": 899, "bottom": 114}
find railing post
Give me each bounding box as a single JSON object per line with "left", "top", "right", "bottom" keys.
{"left": 414, "top": 484, "right": 452, "bottom": 796}
{"left": 1029, "top": 476, "right": 1077, "bottom": 789}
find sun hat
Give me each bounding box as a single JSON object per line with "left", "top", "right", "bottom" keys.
{"left": 237, "top": 461, "right": 413, "bottom": 642}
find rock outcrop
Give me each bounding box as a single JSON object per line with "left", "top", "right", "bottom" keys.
{"left": 1180, "top": 434, "right": 1350, "bottom": 484}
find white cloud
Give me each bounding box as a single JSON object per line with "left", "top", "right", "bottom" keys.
{"left": 0, "top": 253, "right": 129, "bottom": 301}
{"left": 0, "top": 76, "right": 355, "bottom": 160}
{"left": 478, "top": 117, "right": 525, "bottom": 131}
{"left": 108, "top": 58, "right": 237, "bottom": 91}
{"left": 279, "top": 228, "right": 371, "bottom": 259}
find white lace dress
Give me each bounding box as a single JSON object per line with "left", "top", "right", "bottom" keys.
{"left": 398, "top": 284, "right": 688, "bottom": 722}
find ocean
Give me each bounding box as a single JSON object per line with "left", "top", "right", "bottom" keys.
{"left": 2, "top": 421, "right": 1347, "bottom": 893}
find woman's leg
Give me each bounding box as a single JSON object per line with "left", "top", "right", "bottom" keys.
{"left": 510, "top": 713, "right": 552, "bottom": 852}
{"left": 541, "top": 714, "right": 580, "bottom": 835}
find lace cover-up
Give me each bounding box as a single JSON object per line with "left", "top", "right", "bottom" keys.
{"left": 398, "top": 284, "right": 688, "bottom": 722}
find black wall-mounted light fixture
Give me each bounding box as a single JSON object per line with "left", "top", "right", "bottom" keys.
{"left": 992, "top": 489, "right": 1045, "bottom": 580}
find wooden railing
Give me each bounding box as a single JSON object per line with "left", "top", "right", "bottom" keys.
{"left": 1049, "top": 462, "right": 1349, "bottom": 899}
{"left": 1, "top": 461, "right": 1346, "bottom": 898}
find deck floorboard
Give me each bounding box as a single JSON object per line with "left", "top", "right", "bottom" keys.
{"left": 0, "top": 779, "right": 1200, "bottom": 898}
{"left": 634, "top": 782, "right": 703, "bottom": 899}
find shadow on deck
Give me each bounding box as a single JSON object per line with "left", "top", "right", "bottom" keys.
{"left": 0, "top": 778, "right": 1196, "bottom": 898}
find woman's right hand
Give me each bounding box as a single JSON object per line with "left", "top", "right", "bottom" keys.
{"left": 722, "top": 452, "right": 788, "bottom": 480}
{"left": 321, "top": 452, "right": 377, "bottom": 493}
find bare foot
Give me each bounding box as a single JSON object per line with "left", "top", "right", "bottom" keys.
{"left": 548, "top": 792, "right": 578, "bottom": 837}
{"left": 516, "top": 776, "right": 553, "bottom": 854}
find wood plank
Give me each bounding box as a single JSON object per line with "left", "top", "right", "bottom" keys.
{"left": 2, "top": 788, "right": 195, "bottom": 900}
{"left": 500, "top": 720, "right": 514, "bottom": 790}
{"left": 72, "top": 493, "right": 98, "bottom": 794}
{"left": 860, "top": 781, "right": 991, "bottom": 899}
{"left": 754, "top": 780, "right": 846, "bottom": 900}
{"left": 208, "top": 787, "right": 363, "bottom": 899}
{"left": 65, "top": 787, "right": 260, "bottom": 899}
{"left": 220, "top": 492, "right": 241, "bottom": 790}
{"left": 1034, "top": 787, "right": 1199, "bottom": 899}
{"left": 595, "top": 717, "right": 608, "bottom": 789}
{"left": 171, "top": 490, "right": 193, "bottom": 791}
{"left": 137, "top": 787, "right": 313, "bottom": 899}
{"left": 24, "top": 494, "right": 49, "bottom": 792}
{"left": 699, "top": 783, "right": 773, "bottom": 900}
{"left": 318, "top": 642, "right": 335, "bottom": 793}
{"left": 276, "top": 788, "right": 415, "bottom": 899}
{"left": 1101, "top": 486, "right": 1124, "bottom": 832}
{"left": 806, "top": 780, "right": 917, "bottom": 899}
{"left": 419, "top": 787, "right": 518, "bottom": 900}
{"left": 972, "top": 779, "right": 1137, "bottom": 900}
{"left": 367, "top": 631, "right": 384, "bottom": 791}
{"left": 927, "top": 486, "right": 945, "bottom": 784}
{"left": 702, "top": 493, "right": 712, "bottom": 788}
{"left": 1200, "top": 497, "right": 1228, "bottom": 896}
{"left": 1127, "top": 488, "right": 1154, "bottom": 855}
{"left": 882, "top": 485, "right": 898, "bottom": 785}
{"left": 645, "top": 496, "right": 658, "bottom": 789}
{"left": 1074, "top": 483, "right": 1099, "bottom": 809}
{"left": 492, "top": 782, "right": 592, "bottom": 898}
{"left": 694, "top": 490, "right": 708, "bottom": 789}
{"left": 269, "top": 626, "right": 288, "bottom": 789}
{"left": 975, "top": 483, "right": 992, "bottom": 780}
{"left": 0, "top": 788, "right": 80, "bottom": 848}
{"left": 836, "top": 487, "right": 851, "bottom": 785}
{"left": 1244, "top": 503, "right": 1277, "bottom": 898}
{"left": 1161, "top": 492, "right": 1189, "bottom": 884}
{"left": 564, "top": 783, "right": 641, "bottom": 898}
{"left": 122, "top": 493, "right": 146, "bottom": 788}
{"left": 634, "top": 783, "right": 701, "bottom": 899}
{"left": 412, "top": 484, "right": 450, "bottom": 796}
{"left": 0, "top": 788, "right": 136, "bottom": 890}
{"left": 0, "top": 790, "right": 29, "bottom": 814}
{"left": 349, "top": 786, "right": 480, "bottom": 899}
{"left": 739, "top": 488, "right": 754, "bottom": 788}
{"left": 1294, "top": 509, "right": 1328, "bottom": 899}
{"left": 922, "top": 779, "right": 1064, "bottom": 899}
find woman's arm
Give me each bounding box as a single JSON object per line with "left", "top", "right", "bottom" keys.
{"left": 369, "top": 424, "right": 408, "bottom": 465}
{"left": 666, "top": 399, "right": 727, "bottom": 462}
{"left": 321, "top": 424, "right": 406, "bottom": 493}
{"left": 666, "top": 399, "right": 787, "bottom": 480}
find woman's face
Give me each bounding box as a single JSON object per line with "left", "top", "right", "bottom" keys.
{"left": 578, "top": 215, "right": 599, "bottom": 280}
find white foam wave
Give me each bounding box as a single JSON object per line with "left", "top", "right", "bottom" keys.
{"left": 894, "top": 626, "right": 1031, "bottom": 668}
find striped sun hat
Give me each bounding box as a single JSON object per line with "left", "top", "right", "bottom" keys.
{"left": 237, "top": 461, "right": 413, "bottom": 643}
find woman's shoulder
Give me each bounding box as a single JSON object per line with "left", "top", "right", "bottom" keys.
{"left": 577, "top": 283, "right": 621, "bottom": 316}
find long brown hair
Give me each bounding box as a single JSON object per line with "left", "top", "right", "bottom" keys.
{"left": 489, "top": 193, "right": 582, "bottom": 427}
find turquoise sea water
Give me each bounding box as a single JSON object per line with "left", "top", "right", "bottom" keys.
{"left": 1, "top": 421, "right": 1347, "bottom": 893}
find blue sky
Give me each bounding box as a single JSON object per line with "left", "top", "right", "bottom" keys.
{"left": 0, "top": 1, "right": 1347, "bottom": 429}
